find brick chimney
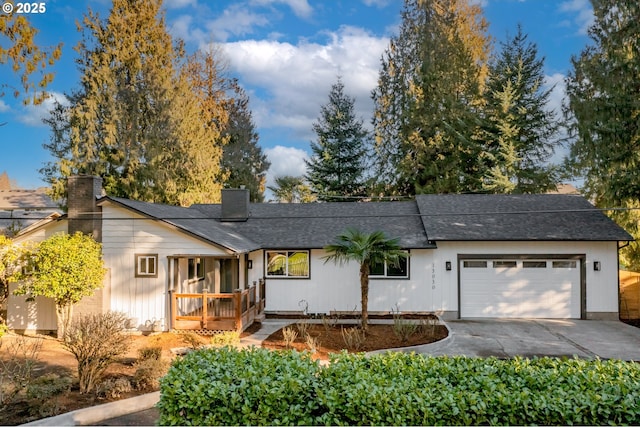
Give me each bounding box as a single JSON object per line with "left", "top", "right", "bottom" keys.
{"left": 221, "top": 188, "right": 250, "bottom": 222}
{"left": 67, "top": 175, "right": 103, "bottom": 242}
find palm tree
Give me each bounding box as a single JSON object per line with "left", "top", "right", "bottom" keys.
{"left": 323, "top": 228, "right": 408, "bottom": 331}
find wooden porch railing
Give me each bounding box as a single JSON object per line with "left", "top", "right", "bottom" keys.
{"left": 171, "top": 281, "right": 265, "bottom": 332}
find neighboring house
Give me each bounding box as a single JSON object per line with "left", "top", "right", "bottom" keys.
{"left": 7, "top": 176, "right": 633, "bottom": 334}
{"left": 0, "top": 189, "right": 60, "bottom": 236}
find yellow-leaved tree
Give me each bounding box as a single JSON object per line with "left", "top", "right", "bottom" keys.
{"left": 13, "top": 232, "right": 105, "bottom": 338}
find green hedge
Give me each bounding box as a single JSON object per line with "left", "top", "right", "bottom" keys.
{"left": 158, "top": 348, "right": 640, "bottom": 426}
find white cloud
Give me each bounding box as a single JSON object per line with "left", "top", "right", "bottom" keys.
{"left": 205, "top": 4, "right": 270, "bottom": 42}
{"left": 164, "top": 0, "right": 197, "bottom": 9}
{"left": 362, "top": 0, "right": 391, "bottom": 7}
{"left": 17, "top": 92, "right": 69, "bottom": 127}
{"left": 264, "top": 145, "right": 309, "bottom": 188}
{"left": 559, "top": 0, "right": 594, "bottom": 35}
{"left": 223, "top": 25, "right": 388, "bottom": 136}
{"left": 0, "top": 100, "right": 10, "bottom": 113}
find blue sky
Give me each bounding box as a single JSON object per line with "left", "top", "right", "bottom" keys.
{"left": 0, "top": 0, "right": 593, "bottom": 190}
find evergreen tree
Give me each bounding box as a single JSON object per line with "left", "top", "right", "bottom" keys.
{"left": 306, "top": 78, "right": 369, "bottom": 201}
{"left": 481, "top": 25, "right": 561, "bottom": 193}
{"left": 222, "top": 81, "right": 270, "bottom": 202}
{"left": 372, "top": 0, "right": 491, "bottom": 196}
{"left": 565, "top": 0, "right": 640, "bottom": 268}
{"left": 0, "top": 12, "right": 62, "bottom": 105}
{"left": 41, "top": 0, "right": 226, "bottom": 206}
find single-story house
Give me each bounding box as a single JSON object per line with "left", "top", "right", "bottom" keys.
{"left": 7, "top": 176, "right": 633, "bottom": 334}
{"left": 0, "top": 188, "right": 60, "bottom": 236}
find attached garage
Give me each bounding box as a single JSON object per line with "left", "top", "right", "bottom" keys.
{"left": 459, "top": 256, "right": 583, "bottom": 319}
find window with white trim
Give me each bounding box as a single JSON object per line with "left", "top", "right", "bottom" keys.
{"left": 371, "top": 252, "right": 409, "bottom": 278}
{"left": 136, "top": 254, "right": 158, "bottom": 278}
{"left": 266, "top": 251, "right": 310, "bottom": 278}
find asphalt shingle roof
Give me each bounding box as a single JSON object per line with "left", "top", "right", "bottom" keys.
{"left": 100, "top": 197, "right": 259, "bottom": 253}
{"left": 191, "top": 201, "right": 433, "bottom": 249}
{"left": 416, "top": 194, "right": 633, "bottom": 241}
{"left": 97, "top": 194, "right": 632, "bottom": 252}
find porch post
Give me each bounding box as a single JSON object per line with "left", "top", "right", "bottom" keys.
{"left": 234, "top": 289, "right": 242, "bottom": 332}
{"left": 202, "top": 290, "right": 208, "bottom": 329}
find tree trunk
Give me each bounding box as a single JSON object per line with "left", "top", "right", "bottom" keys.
{"left": 360, "top": 262, "right": 369, "bottom": 331}
{"left": 55, "top": 303, "right": 73, "bottom": 339}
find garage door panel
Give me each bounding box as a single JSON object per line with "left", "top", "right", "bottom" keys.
{"left": 460, "top": 258, "right": 580, "bottom": 318}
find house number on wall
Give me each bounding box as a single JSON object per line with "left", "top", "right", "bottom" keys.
{"left": 431, "top": 262, "right": 436, "bottom": 289}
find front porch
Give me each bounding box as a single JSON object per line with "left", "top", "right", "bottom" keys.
{"left": 170, "top": 280, "right": 265, "bottom": 333}
{"left": 167, "top": 255, "right": 264, "bottom": 333}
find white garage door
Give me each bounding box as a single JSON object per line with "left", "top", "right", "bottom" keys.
{"left": 460, "top": 259, "right": 581, "bottom": 318}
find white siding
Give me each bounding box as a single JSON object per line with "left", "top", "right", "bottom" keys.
{"left": 7, "top": 220, "right": 66, "bottom": 331}
{"left": 437, "top": 241, "right": 620, "bottom": 317}
{"left": 264, "top": 249, "right": 435, "bottom": 314}
{"left": 262, "top": 241, "right": 620, "bottom": 318}
{"left": 101, "top": 203, "right": 234, "bottom": 330}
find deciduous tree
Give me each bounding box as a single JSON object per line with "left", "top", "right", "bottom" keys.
{"left": 13, "top": 232, "right": 106, "bottom": 338}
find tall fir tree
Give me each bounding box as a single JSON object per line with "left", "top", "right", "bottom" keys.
{"left": 371, "top": 0, "right": 491, "bottom": 196}
{"left": 481, "top": 25, "right": 561, "bottom": 194}
{"left": 306, "top": 78, "right": 369, "bottom": 201}
{"left": 41, "top": 0, "right": 226, "bottom": 206}
{"left": 0, "top": 13, "right": 62, "bottom": 106}
{"left": 222, "top": 81, "right": 270, "bottom": 202}
{"left": 565, "top": 0, "right": 640, "bottom": 268}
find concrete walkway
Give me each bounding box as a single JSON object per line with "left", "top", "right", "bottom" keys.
{"left": 23, "top": 318, "right": 640, "bottom": 426}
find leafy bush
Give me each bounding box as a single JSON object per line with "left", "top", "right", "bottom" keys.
{"left": 25, "top": 372, "right": 72, "bottom": 400}
{"left": 210, "top": 331, "right": 240, "bottom": 347}
{"left": 158, "top": 349, "right": 640, "bottom": 426}
{"left": 158, "top": 347, "right": 321, "bottom": 426}
{"left": 133, "top": 358, "right": 170, "bottom": 391}
{"left": 63, "top": 311, "right": 130, "bottom": 393}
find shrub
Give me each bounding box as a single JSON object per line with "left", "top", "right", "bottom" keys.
{"left": 63, "top": 311, "right": 130, "bottom": 394}
{"left": 210, "top": 331, "right": 240, "bottom": 347}
{"left": 391, "top": 316, "right": 418, "bottom": 342}
{"left": 158, "top": 350, "right": 640, "bottom": 426}
{"left": 25, "top": 372, "right": 72, "bottom": 400}
{"left": 0, "top": 335, "right": 42, "bottom": 404}
{"left": 158, "top": 347, "right": 321, "bottom": 426}
{"left": 418, "top": 317, "right": 438, "bottom": 338}
{"left": 96, "top": 377, "right": 133, "bottom": 399}
{"left": 180, "top": 333, "right": 206, "bottom": 350}
{"left": 138, "top": 346, "right": 162, "bottom": 361}
{"left": 133, "top": 358, "right": 170, "bottom": 391}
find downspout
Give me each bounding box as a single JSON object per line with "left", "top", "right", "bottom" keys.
{"left": 617, "top": 241, "right": 631, "bottom": 321}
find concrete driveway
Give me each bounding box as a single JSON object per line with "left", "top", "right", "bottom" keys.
{"left": 411, "top": 319, "right": 640, "bottom": 361}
